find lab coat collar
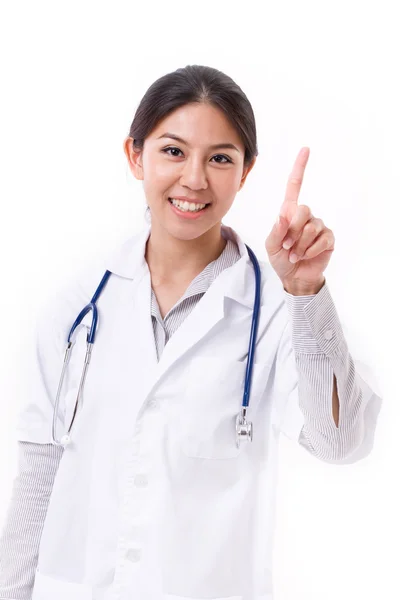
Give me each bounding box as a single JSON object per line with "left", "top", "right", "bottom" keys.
{"left": 106, "top": 222, "right": 261, "bottom": 309}
{"left": 106, "top": 222, "right": 264, "bottom": 389}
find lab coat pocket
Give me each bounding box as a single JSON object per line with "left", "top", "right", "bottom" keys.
{"left": 32, "top": 569, "right": 92, "bottom": 600}
{"left": 181, "top": 356, "right": 272, "bottom": 460}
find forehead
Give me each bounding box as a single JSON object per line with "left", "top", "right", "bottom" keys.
{"left": 149, "top": 103, "right": 244, "bottom": 148}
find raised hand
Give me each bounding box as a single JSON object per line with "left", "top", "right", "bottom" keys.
{"left": 265, "top": 147, "right": 335, "bottom": 295}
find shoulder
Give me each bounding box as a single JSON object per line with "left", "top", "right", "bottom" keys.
{"left": 34, "top": 228, "right": 145, "bottom": 338}
{"left": 32, "top": 258, "right": 108, "bottom": 353}
{"left": 250, "top": 256, "right": 290, "bottom": 344}
{"left": 255, "top": 256, "right": 286, "bottom": 309}
{"left": 223, "top": 224, "right": 286, "bottom": 312}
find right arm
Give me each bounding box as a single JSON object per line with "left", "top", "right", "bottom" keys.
{"left": 0, "top": 442, "right": 63, "bottom": 600}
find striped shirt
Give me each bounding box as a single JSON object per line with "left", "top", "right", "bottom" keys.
{"left": 150, "top": 238, "right": 241, "bottom": 360}
{"left": 0, "top": 236, "right": 371, "bottom": 599}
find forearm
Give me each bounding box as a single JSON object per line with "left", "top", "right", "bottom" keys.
{"left": 283, "top": 280, "right": 371, "bottom": 461}
{"left": 283, "top": 277, "right": 339, "bottom": 425}
{"left": 0, "top": 442, "right": 62, "bottom": 600}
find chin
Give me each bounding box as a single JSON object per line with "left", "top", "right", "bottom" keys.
{"left": 151, "top": 203, "right": 222, "bottom": 241}
{"left": 163, "top": 216, "right": 223, "bottom": 242}
{"left": 166, "top": 224, "right": 211, "bottom": 242}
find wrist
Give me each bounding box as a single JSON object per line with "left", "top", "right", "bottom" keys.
{"left": 283, "top": 277, "right": 326, "bottom": 296}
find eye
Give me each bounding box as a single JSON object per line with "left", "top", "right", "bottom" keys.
{"left": 161, "top": 146, "right": 232, "bottom": 164}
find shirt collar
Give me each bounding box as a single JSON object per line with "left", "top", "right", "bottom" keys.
{"left": 150, "top": 237, "right": 241, "bottom": 321}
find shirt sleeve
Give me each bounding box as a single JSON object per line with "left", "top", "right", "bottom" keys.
{"left": 0, "top": 442, "right": 63, "bottom": 600}
{"left": 273, "top": 280, "right": 382, "bottom": 464}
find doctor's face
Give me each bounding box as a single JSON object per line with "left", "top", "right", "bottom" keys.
{"left": 124, "top": 102, "right": 255, "bottom": 241}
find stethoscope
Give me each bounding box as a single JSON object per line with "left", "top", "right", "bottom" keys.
{"left": 52, "top": 244, "right": 261, "bottom": 449}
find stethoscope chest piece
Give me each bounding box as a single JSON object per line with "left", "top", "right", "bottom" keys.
{"left": 236, "top": 409, "right": 253, "bottom": 448}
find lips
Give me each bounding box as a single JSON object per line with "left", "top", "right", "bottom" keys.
{"left": 168, "top": 198, "right": 210, "bottom": 210}
{"left": 169, "top": 196, "right": 210, "bottom": 204}
{"left": 167, "top": 198, "right": 210, "bottom": 219}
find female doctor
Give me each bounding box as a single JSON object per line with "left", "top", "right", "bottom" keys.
{"left": 0, "top": 64, "right": 381, "bottom": 600}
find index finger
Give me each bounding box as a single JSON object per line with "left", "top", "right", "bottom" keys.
{"left": 283, "top": 147, "right": 310, "bottom": 207}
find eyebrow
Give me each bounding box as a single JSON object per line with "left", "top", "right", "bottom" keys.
{"left": 156, "top": 132, "right": 241, "bottom": 153}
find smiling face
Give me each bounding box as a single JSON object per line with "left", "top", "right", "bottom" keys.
{"left": 124, "top": 102, "right": 256, "bottom": 242}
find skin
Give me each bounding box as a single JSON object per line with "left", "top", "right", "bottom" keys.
{"left": 123, "top": 102, "right": 256, "bottom": 285}
{"left": 264, "top": 147, "right": 339, "bottom": 427}
{"left": 265, "top": 147, "right": 335, "bottom": 296}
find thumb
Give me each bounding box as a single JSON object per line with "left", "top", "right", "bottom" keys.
{"left": 265, "top": 214, "right": 290, "bottom": 254}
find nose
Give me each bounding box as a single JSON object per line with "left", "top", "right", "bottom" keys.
{"left": 179, "top": 157, "right": 208, "bottom": 191}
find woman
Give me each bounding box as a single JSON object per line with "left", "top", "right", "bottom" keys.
{"left": 0, "top": 64, "right": 381, "bottom": 600}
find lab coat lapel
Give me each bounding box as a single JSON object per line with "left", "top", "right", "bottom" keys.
{"left": 117, "top": 269, "right": 226, "bottom": 404}
{"left": 153, "top": 279, "right": 226, "bottom": 383}
{"left": 152, "top": 248, "right": 256, "bottom": 388}
{"left": 106, "top": 222, "right": 257, "bottom": 400}
{"left": 100, "top": 268, "right": 159, "bottom": 405}
{"left": 132, "top": 269, "right": 159, "bottom": 381}
{"left": 105, "top": 226, "right": 159, "bottom": 399}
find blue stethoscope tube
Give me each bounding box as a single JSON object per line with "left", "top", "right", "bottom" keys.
{"left": 52, "top": 245, "right": 261, "bottom": 448}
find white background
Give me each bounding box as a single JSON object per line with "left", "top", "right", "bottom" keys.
{"left": 0, "top": 1, "right": 398, "bottom": 598}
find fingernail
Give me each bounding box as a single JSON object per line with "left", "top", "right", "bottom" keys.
{"left": 283, "top": 238, "right": 293, "bottom": 250}
{"left": 276, "top": 216, "right": 281, "bottom": 226}
{"left": 289, "top": 253, "right": 298, "bottom": 263}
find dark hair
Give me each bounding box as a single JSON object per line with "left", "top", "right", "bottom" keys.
{"left": 128, "top": 64, "right": 258, "bottom": 168}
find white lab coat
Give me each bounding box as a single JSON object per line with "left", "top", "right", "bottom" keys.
{"left": 15, "top": 223, "right": 381, "bottom": 600}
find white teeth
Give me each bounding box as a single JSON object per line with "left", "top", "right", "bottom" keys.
{"left": 170, "top": 198, "right": 207, "bottom": 212}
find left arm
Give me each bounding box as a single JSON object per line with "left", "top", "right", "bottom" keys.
{"left": 265, "top": 147, "right": 381, "bottom": 462}
{"left": 283, "top": 278, "right": 377, "bottom": 462}
{"left": 284, "top": 277, "right": 339, "bottom": 427}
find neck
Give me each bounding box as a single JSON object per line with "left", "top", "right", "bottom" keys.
{"left": 145, "top": 221, "right": 227, "bottom": 283}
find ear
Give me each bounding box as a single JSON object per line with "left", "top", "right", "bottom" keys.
{"left": 238, "top": 156, "right": 256, "bottom": 191}
{"left": 123, "top": 136, "right": 144, "bottom": 181}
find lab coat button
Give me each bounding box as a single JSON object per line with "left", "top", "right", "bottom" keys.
{"left": 134, "top": 474, "right": 148, "bottom": 487}
{"left": 324, "top": 329, "right": 334, "bottom": 340}
{"left": 126, "top": 548, "right": 142, "bottom": 563}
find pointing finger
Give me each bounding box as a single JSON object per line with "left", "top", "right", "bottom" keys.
{"left": 281, "top": 147, "right": 310, "bottom": 213}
